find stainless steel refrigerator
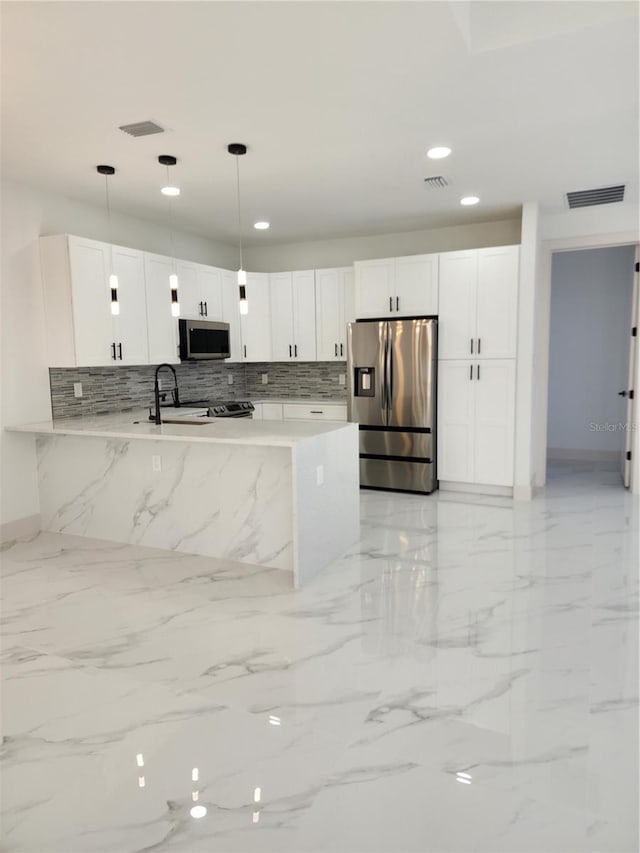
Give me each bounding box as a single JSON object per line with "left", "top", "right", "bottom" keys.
{"left": 347, "top": 317, "right": 437, "bottom": 494}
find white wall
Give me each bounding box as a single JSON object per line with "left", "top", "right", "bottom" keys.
{"left": 540, "top": 202, "right": 639, "bottom": 242}
{"left": 0, "top": 179, "right": 235, "bottom": 532}
{"left": 244, "top": 217, "right": 521, "bottom": 271}
{"left": 547, "top": 245, "right": 636, "bottom": 456}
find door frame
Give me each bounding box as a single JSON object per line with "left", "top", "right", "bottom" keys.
{"left": 534, "top": 231, "right": 640, "bottom": 493}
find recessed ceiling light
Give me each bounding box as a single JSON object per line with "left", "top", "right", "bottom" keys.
{"left": 190, "top": 805, "right": 207, "bottom": 819}
{"left": 161, "top": 186, "right": 180, "bottom": 196}
{"left": 427, "top": 146, "right": 451, "bottom": 159}
{"left": 254, "top": 221, "right": 270, "bottom": 230}
{"left": 460, "top": 196, "right": 480, "bottom": 206}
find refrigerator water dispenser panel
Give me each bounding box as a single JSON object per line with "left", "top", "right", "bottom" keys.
{"left": 355, "top": 367, "right": 375, "bottom": 397}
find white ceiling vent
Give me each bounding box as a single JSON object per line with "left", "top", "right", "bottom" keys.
{"left": 118, "top": 121, "right": 165, "bottom": 138}
{"left": 424, "top": 175, "right": 449, "bottom": 188}
{"left": 566, "top": 185, "right": 625, "bottom": 208}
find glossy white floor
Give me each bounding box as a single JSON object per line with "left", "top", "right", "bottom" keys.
{"left": 2, "top": 462, "right": 638, "bottom": 852}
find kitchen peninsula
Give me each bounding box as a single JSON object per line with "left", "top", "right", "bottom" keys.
{"left": 9, "top": 414, "right": 359, "bottom": 587}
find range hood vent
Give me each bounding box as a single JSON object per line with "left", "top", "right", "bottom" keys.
{"left": 424, "top": 175, "right": 449, "bottom": 188}
{"left": 118, "top": 121, "right": 165, "bottom": 138}
{"left": 566, "top": 184, "right": 625, "bottom": 208}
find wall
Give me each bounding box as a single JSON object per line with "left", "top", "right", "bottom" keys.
{"left": 244, "top": 217, "right": 521, "bottom": 271}
{"left": 540, "top": 203, "right": 639, "bottom": 243}
{"left": 0, "top": 179, "right": 235, "bottom": 532}
{"left": 547, "top": 245, "right": 635, "bottom": 457}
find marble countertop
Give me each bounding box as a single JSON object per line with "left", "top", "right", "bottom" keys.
{"left": 251, "top": 397, "right": 347, "bottom": 405}
{"left": 7, "top": 410, "right": 355, "bottom": 448}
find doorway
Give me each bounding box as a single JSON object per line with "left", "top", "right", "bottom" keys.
{"left": 546, "top": 244, "right": 637, "bottom": 488}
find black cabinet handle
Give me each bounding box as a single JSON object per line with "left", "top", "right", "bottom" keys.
{"left": 294, "top": 344, "right": 298, "bottom": 357}
{"left": 310, "top": 410, "right": 323, "bottom": 414}
{"left": 340, "top": 343, "right": 344, "bottom": 357}
{"left": 396, "top": 296, "right": 399, "bottom": 311}
{"left": 204, "top": 301, "right": 208, "bottom": 316}
{"left": 111, "top": 342, "right": 116, "bottom": 360}
{"left": 389, "top": 296, "right": 392, "bottom": 312}
{"left": 478, "top": 338, "right": 481, "bottom": 354}
{"left": 469, "top": 364, "right": 473, "bottom": 381}
{"left": 470, "top": 338, "right": 474, "bottom": 354}
{"left": 289, "top": 344, "right": 292, "bottom": 357}
{"left": 199, "top": 301, "right": 203, "bottom": 316}
{"left": 243, "top": 345, "right": 247, "bottom": 358}
{"left": 335, "top": 343, "right": 338, "bottom": 356}
{"left": 477, "top": 364, "right": 480, "bottom": 380}
{"left": 118, "top": 342, "right": 123, "bottom": 360}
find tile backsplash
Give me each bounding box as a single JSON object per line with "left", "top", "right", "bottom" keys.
{"left": 49, "top": 361, "right": 346, "bottom": 419}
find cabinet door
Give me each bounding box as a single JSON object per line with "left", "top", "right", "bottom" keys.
{"left": 67, "top": 236, "right": 114, "bottom": 366}
{"left": 354, "top": 258, "right": 395, "bottom": 318}
{"left": 315, "top": 268, "right": 344, "bottom": 360}
{"left": 220, "top": 270, "right": 243, "bottom": 363}
{"left": 437, "top": 360, "right": 476, "bottom": 483}
{"left": 198, "top": 265, "right": 223, "bottom": 320}
{"left": 476, "top": 246, "right": 519, "bottom": 359}
{"left": 473, "top": 360, "right": 515, "bottom": 486}
{"left": 269, "top": 272, "right": 294, "bottom": 361}
{"left": 241, "top": 273, "right": 271, "bottom": 362}
{"left": 394, "top": 253, "right": 438, "bottom": 316}
{"left": 176, "top": 260, "right": 201, "bottom": 318}
{"left": 111, "top": 246, "right": 149, "bottom": 365}
{"left": 292, "top": 270, "right": 316, "bottom": 361}
{"left": 438, "top": 251, "right": 478, "bottom": 360}
{"left": 144, "top": 253, "right": 179, "bottom": 365}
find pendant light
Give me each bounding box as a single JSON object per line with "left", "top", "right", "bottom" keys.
{"left": 97, "top": 165, "right": 119, "bottom": 315}
{"left": 159, "top": 155, "right": 180, "bottom": 317}
{"left": 228, "top": 143, "right": 248, "bottom": 314}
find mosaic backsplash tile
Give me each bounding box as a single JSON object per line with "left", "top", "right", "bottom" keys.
{"left": 49, "top": 360, "right": 346, "bottom": 419}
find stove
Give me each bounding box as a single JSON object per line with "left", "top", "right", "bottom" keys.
{"left": 149, "top": 400, "right": 254, "bottom": 421}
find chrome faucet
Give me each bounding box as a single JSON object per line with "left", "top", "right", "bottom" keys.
{"left": 153, "top": 364, "right": 181, "bottom": 425}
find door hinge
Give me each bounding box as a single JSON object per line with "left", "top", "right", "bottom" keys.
{"left": 635, "top": 261, "right": 639, "bottom": 273}
{"left": 626, "top": 451, "right": 632, "bottom": 462}
{"left": 629, "top": 389, "right": 635, "bottom": 400}
{"left": 632, "top": 326, "right": 637, "bottom": 337}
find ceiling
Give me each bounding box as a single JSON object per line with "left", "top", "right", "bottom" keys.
{"left": 2, "top": 1, "right": 638, "bottom": 246}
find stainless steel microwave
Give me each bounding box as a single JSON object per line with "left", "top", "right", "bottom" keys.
{"left": 178, "top": 319, "right": 231, "bottom": 360}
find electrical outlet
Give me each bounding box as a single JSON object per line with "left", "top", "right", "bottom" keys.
{"left": 261, "top": 373, "right": 269, "bottom": 385}
{"left": 73, "top": 382, "right": 83, "bottom": 398}
{"left": 338, "top": 374, "right": 346, "bottom": 386}
{"left": 316, "top": 464, "right": 324, "bottom": 486}
{"left": 152, "top": 455, "right": 162, "bottom": 472}
{"left": 227, "top": 374, "right": 234, "bottom": 385}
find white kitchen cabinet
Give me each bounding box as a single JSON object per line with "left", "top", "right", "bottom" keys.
{"left": 354, "top": 253, "right": 438, "bottom": 319}
{"left": 269, "top": 270, "right": 316, "bottom": 361}
{"left": 282, "top": 402, "right": 347, "bottom": 422}
{"left": 240, "top": 273, "right": 271, "bottom": 362}
{"left": 143, "top": 253, "right": 179, "bottom": 365}
{"left": 220, "top": 269, "right": 243, "bottom": 362}
{"left": 177, "top": 261, "right": 223, "bottom": 320}
{"left": 40, "top": 235, "right": 150, "bottom": 367}
{"left": 439, "top": 246, "right": 519, "bottom": 360}
{"left": 315, "top": 266, "right": 354, "bottom": 360}
{"left": 261, "top": 402, "right": 284, "bottom": 420}
{"left": 438, "top": 359, "right": 515, "bottom": 487}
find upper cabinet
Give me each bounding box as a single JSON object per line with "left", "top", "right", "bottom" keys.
{"left": 354, "top": 253, "right": 438, "bottom": 319}
{"left": 315, "top": 266, "right": 354, "bottom": 360}
{"left": 220, "top": 269, "right": 243, "bottom": 363}
{"left": 438, "top": 245, "right": 519, "bottom": 360}
{"left": 176, "top": 261, "right": 223, "bottom": 320}
{"left": 270, "top": 270, "right": 316, "bottom": 361}
{"left": 240, "top": 273, "right": 271, "bottom": 362}
{"left": 40, "top": 235, "right": 150, "bottom": 367}
{"left": 143, "top": 253, "right": 179, "bottom": 365}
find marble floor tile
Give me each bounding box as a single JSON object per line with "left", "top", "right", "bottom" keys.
{"left": 1, "top": 461, "right": 638, "bottom": 851}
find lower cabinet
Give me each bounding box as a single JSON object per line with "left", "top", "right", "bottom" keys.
{"left": 251, "top": 401, "right": 347, "bottom": 423}
{"left": 438, "top": 359, "right": 515, "bottom": 487}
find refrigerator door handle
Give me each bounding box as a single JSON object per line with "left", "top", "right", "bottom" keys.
{"left": 381, "top": 330, "right": 388, "bottom": 412}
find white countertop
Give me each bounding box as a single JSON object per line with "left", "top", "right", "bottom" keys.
{"left": 7, "top": 410, "right": 355, "bottom": 448}
{"left": 252, "top": 397, "right": 346, "bottom": 405}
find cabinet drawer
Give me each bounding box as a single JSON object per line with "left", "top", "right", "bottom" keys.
{"left": 261, "top": 403, "right": 284, "bottom": 420}
{"left": 282, "top": 403, "right": 347, "bottom": 422}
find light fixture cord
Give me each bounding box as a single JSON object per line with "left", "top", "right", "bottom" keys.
{"left": 104, "top": 173, "right": 115, "bottom": 276}
{"left": 235, "top": 155, "right": 244, "bottom": 271}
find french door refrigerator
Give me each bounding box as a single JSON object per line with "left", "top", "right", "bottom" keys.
{"left": 347, "top": 317, "right": 437, "bottom": 494}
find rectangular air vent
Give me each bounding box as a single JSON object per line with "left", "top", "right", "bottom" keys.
{"left": 566, "top": 185, "right": 625, "bottom": 208}
{"left": 424, "top": 175, "right": 449, "bottom": 188}
{"left": 118, "top": 121, "right": 165, "bottom": 138}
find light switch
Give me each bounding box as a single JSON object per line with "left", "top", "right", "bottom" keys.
{"left": 338, "top": 374, "right": 346, "bottom": 386}
{"left": 316, "top": 464, "right": 324, "bottom": 486}
{"left": 261, "top": 374, "right": 269, "bottom": 385}
{"left": 152, "top": 455, "right": 162, "bottom": 472}
{"left": 73, "top": 382, "right": 83, "bottom": 398}
{"left": 227, "top": 374, "right": 234, "bottom": 385}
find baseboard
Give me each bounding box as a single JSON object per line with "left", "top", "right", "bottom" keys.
{"left": 0, "top": 513, "right": 41, "bottom": 543}
{"left": 547, "top": 448, "right": 619, "bottom": 462}
{"left": 439, "top": 481, "right": 513, "bottom": 498}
